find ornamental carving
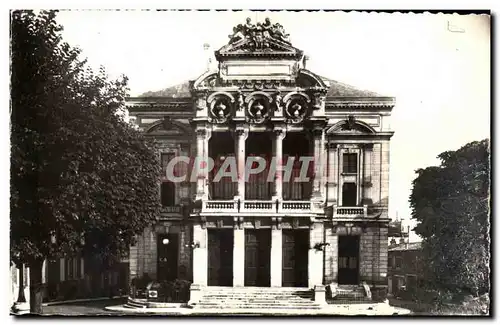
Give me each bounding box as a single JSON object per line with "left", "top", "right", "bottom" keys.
{"left": 207, "top": 93, "right": 235, "bottom": 124}
{"left": 236, "top": 91, "right": 245, "bottom": 112}
{"left": 312, "top": 92, "right": 326, "bottom": 110}
{"left": 273, "top": 91, "right": 283, "bottom": 114}
{"left": 221, "top": 79, "right": 291, "bottom": 88}
{"left": 284, "top": 95, "right": 310, "bottom": 124}
{"left": 245, "top": 92, "right": 273, "bottom": 124}
{"left": 228, "top": 17, "right": 291, "bottom": 49}
{"left": 197, "top": 74, "right": 217, "bottom": 88}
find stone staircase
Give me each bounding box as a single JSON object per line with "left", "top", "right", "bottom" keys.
{"left": 192, "top": 286, "right": 322, "bottom": 310}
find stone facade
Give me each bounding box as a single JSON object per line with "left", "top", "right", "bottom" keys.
{"left": 126, "top": 18, "right": 395, "bottom": 297}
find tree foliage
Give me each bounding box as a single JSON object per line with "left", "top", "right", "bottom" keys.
{"left": 409, "top": 139, "right": 490, "bottom": 299}
{"left": 10, "top": 10, "right": 162, "bottom": 312}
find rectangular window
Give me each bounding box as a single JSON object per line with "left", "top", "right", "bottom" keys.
{"left": 342, "top": 182, "right": 357, "bottom": 206}
{"left": 161, "top": 153, "right": 176, "bottom": 176}
{"left": 160, "top": 152, "right": 177, "bottom": 206}
{"left": 343, "top": 153, "right": 358, "bottom": 174}
{"left": 161, "top": 182, "right": 175, "bottom": 206}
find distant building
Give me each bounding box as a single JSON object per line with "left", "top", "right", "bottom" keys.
{"left": 387, "top": 241, "right": 423, "bottom": 297}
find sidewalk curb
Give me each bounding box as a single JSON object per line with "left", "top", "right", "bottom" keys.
{"left": 42, "top": 295, "right": 128, "bottom": 306}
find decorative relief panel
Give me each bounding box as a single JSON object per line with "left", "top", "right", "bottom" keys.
{"left": 283, "top": 92, "right": 311, "bottom": 124}
{"left": 245, "top": 91, "right": 273, "bottom": 124}
{"left": 207, "top": 92, "right": 235, "bottom": 123}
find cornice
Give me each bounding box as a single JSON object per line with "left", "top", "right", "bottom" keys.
{"left": 326, "top": 96, "right": 395, "bottom": 110}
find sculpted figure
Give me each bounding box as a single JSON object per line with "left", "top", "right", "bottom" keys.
{"left": 237, "top": 92, "right": 245, "bottom": 111}
{"left": 244, "top": 17, "right": 256, "bottom": 35}
{"left": 272, "top": 23, "right": 290, "bottom": 43}
{"left": 262, "top": 17, "right": 272, "bottom": 38}
{"left": 228, "top": 24, "right": 245, "bottom": 44}
{"left": 274, "top": 91, "right": 282, "bottom": 113}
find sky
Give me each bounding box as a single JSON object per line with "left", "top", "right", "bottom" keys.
{"left": 55, "top": 10, "right": 490, "bottom": 241}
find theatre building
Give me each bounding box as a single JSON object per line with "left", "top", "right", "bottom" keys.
{"left": 126, "top": 19, "right": 395, "bottom": 303}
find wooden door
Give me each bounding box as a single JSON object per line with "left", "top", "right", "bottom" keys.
{"left": 208, "top": 229, "right": 234, "bottom": 286}
{"left": 282, "top": 229, "right": 309, "bottom": 287}
{"left": 157, "top": 234, "right": 179, "bottom": 281}
{"left": 244, "top": 229, "right": 271, "bottom": 287}
{"left": 338, "top": 235, "right": 359, "bottom": 285}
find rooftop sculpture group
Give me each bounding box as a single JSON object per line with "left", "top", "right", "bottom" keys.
{"left": 228, "top": 17, "right": 291, "bottom": 48}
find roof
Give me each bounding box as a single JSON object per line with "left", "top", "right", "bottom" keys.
{"left": 139, "top": 77, "right": 385, "bottom": 98}
{"left": 320, "top": 77, "right": 383, "bottom": 97}
{"left": 388, "top": 242, "right": 422, "bottom": 252}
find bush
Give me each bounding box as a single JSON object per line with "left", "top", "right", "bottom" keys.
{"left": 159, "top": 279, "right": 191, "bottom": 302}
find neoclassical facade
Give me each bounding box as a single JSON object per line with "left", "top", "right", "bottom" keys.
{"left": 127, "top": 19, "right": 395, "bottom": 300}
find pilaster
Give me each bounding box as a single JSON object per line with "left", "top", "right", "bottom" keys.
{"left": 192, "top": 224, "right": 207, "bottom": 285}
{"left": 271, "top": 128, "right": 286, "bottom": 200}
{"left": 234, "top": 127, "right": 248, "bottom": 200}
{"left": 233, "top": 227, "right": 245, "bottom": 287}
{"left": 270, "top": 221, "right": 283, "bottom": 287}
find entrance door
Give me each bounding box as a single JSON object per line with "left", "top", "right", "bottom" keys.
{"left": 338, "top": 235, "right": 360, "bottom": 285}
{"left": 282, "top": 229, "right": 309, "bottom": 287}
{"left": 208, "top": 229, "right": 234, "bottom": 286}
{"left": 157, "top": 233, "right": 179, "bottom": 281}
{"left": 245, "top": 229, "right": 271, "bottom": 287}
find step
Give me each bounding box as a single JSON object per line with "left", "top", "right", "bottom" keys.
{"left": 194, "top": 304, "right": 321, "bottom": 310}
{"left": 199, "top": 300, "right": 314, "bottom": 304}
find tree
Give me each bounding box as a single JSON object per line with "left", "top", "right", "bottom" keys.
{"left": 409, "top": 139, "right": 490, "bottom": 301}
{"left": 10, "top": 10, "right": 162, "bottom": 313}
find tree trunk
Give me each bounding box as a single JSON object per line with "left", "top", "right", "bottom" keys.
{"left": 29, "top": 260, "right": 44, "bottom": 314}
{"left": 16, "top": 263, "right": 26, "bottom": 302}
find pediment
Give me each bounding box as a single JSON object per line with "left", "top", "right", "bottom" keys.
{"left": 217, "top": 37, "right": 302, "bottom": 58}
{"left": 145, "top": 117, "right": 191, "bottom": 136}
{"left": 327, "top": 116, "right": 376, "bottom": 134}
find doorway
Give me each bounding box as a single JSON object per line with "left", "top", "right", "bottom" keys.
{"left": 244, "top": 229, "right": 271, "bottom": 287}
{"left": 157, "top": 233, "right": 179, "bottom": 281}
{"left": 338, "top": 235, "right": 360, "bottom": 285}
{"left": 282, "top": 229, "right": 309, "bottom": 287}
{"left": 207, "top": 229, "right": 234, "bottom": 286}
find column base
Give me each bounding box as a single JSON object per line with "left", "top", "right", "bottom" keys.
{"left": 188, "top": 283, "right": 202, "bottom": 305}
{"left": 314, "top": 285, "right": 327, "bottom": 305}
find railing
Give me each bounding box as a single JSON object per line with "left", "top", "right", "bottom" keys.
{"left": 280, "top": 201, "right": 312, "bottom": 213}
{"left": 201, "top": 199, "right": 314, "bottom": 214}
{"left": 242, "top": 200, "right": 274, "bottom": 211}
{"left": 202, "top": 200, "right": 238, "bottom": 213}
{"left": 333, "top": 205, "right": 368, "bottom": 218}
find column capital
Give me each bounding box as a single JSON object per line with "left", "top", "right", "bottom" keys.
{"left": 196, "top": 128, "right": 212, "bottom": 140}
{"left": 233, "top": 127, "right": 249, "bottom": 140}
{"left": 272, "top": 128, "right": 286, "bottom": 139}
{"left": 327, "top": 142, "right": 339, "bottom": 150}
{"left": 311, "top": 128, "right": 324, "bottom": 139}
{"left": 361, "top": 143, "right": 374, "bottom": 150}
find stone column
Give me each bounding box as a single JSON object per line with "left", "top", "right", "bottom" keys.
{"left": 311, "top": 129, "right": 325, "bottom": 200}
{"left": 326, "top": 143, "right": 339, "bottom": 204}
{"left": 195, "top": 129, "right": 206, "bottom": 200}
{"left": 362, "top": 144, "right": 373, "bottom": 205}
{"left": 192, "top": 224, "right": 208, "bottom": 286}
{"left": 308, "top": 222, "right": 324, "bottom": 288}
{"left": 270, "top": 221, "right": 282, "bottom": 287}
{"left": 271, "top": 129, "right": 286, "bottom": 200}
{"left": 203, "top": 130, "right": 212, "bottom": 199}
{"left": 233, "top": 226, "right": 245, "bottom": 287}
{"left": 234, "top": 128, "right": 248, "bottom": 200}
